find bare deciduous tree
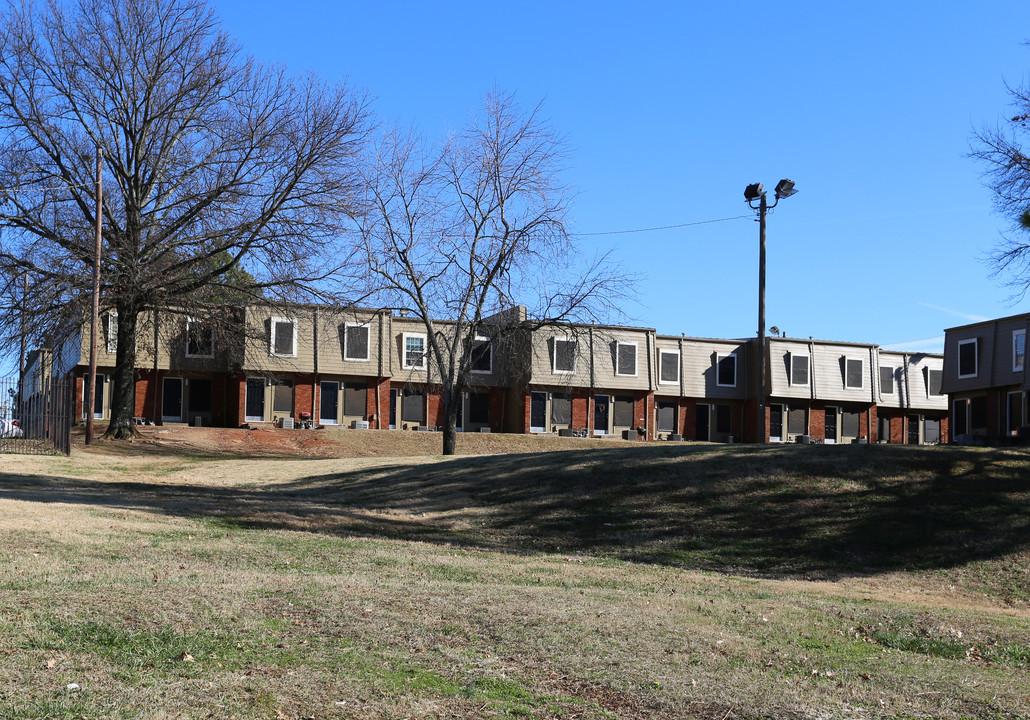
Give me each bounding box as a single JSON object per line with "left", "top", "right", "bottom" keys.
{"left": 0, "top": 0, "right": 369, "bottom": 437}
{"left": 972, "top": 78, "right": 1030, "bottom": 299}
{"left": 358, "top": 91, "right": 631, "bottom": 455}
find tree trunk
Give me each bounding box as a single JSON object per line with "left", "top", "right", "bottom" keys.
{"left": 441, "top": 385, "right": 458, "bottom": 456}
{"left": 103, "top": 301, "right": 140, "bottom": 439}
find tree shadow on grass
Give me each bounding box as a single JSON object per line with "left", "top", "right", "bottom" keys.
{"left": 2, "top": 443, "right": 1028, "bottom": 582}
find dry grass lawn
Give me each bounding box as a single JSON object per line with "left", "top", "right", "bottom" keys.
{"left": 0, "top": 428, "right": 1027, "bottom": 719}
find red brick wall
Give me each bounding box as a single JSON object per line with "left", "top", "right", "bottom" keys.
{"left": 368, "top": 378, "right": 390, "bottom": 429}
{"left": 809, "top": 403, "right": 826, "bottom": 442}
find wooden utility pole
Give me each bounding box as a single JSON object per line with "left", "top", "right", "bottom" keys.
{"left": 85, "top": 148, "right": 102, "bottom": 444}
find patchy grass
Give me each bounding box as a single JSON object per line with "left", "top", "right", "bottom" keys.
{"left": 0, "top": 442, "right": 1027, "bottom": 719}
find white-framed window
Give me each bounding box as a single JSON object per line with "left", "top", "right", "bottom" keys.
{"left": 344, "top": 323, "right": 370, "bottom": 361}
{"left": 270, "top": 316, "right": 297, "bottom": 357}
{"left": 186, "top": 318, "right": 214, "bottom": 358}
{"left": 470, "top": 336, "right": 492, "bottom": 374}
{"left": 716, "top": 353, "right": 737, "bottom": 387}
{"left": 958, "top": 338, "right": 978, "bottom": 379}
{"left": 552, "top": 337, "right": 577, "bottom": 374}
{"left": 659, "top": 349, "right": 679, "bottom": 385}
{"left": 615, "top": 341, "right": 638, "bottom": 377}
{"left": 1013, "top": 330, "right": 1026, "bottom": 372}
{"left": 106, "top": 312, "right": 118, "bottom": 354}
{"left": 789, "top": 353, "right": 809, "bottom": 387}
{"left": 879, "top": 366, "right": 895, "bottom": 395}
{"left": 402, "top": 332, "right": 427, "bottom": 370}
{"left": 926, "top": 368, "right": 943, "bottom": 397}
{"left": 844, "top": 357, "right": 864, "bottom": 389}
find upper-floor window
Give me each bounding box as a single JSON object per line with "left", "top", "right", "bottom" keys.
{"left": 659, "top": 350, "right": 679, "bottom": 384}
{"left": 344, "top": 323, "right": 370, "bottom": 361}
{"left": 106, "top": 311, "right": 118, "bottom": 354}
{"left": 553, "top": 337, "right": 577, "bottom": 374}
{"left": 470, "top": 337, "right": 492, "bottom": 374}
{"left": 879, "top": 366, "right": 894, "bottom": 394}
{"left": 844, "top": 357, "right": 864, "bottom": 389}
{"left": 926, "top": 368, "right": 943, "bottom": 396}
{"left": 789, "top": 353, "right": 809, "bottom": 387}
{"left": 403, "top": 332, "right": 426, "bottom": 370}
{"left": 716, "top": 353, "right": 737, "bottom": 387}
{"left": 270, "top": 317, "right": 297, "bottom": 357}
{"left": 186, "top": 319, "right": 214, "bottom": 358}
{"left": 958, "top": 338, "right": 978, "bottom": 379}
{"left": 615, "top": 341, "right": 637, "bottom": 377}
{"left": 1014, "top": 330, "right": 1026, "bottom": 372}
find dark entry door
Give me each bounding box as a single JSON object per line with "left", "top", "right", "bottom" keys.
{"left": 825, "top": 407, "right": 838, "bottom": 443}
{"left": 769, "top": 403, "right": 783, "bottom": 441}
{"left": 908, "top": 414, "right": 921, "bottom": 444}
{"left": 695, "top": 404, "right": 710, "bottom": 441}
{"left": 530, "top": 392, "right": 547, "bottom": 432}
{"left": 245, "top": 378, "right": 264, "bottom": 422}
{"left": 593, "top": 395, "right": 610, "bottom": 435}
{"left": 162, "top": 378, "right": 183, "bottom": 422}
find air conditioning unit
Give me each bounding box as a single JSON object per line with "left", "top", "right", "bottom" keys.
{"left": 795, "top": 434, "right": 811, "bottom": 444}
{"left": 281, "top": 417, "right": 295, "bottom": 430}
{"left": 478, "top": 427, "right": 491, "bottom": 433}
{"left": 351, "top": 420, "right": 370, "bottom": 430}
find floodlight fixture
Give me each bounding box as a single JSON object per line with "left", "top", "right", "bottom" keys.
{"left": 744, "top": 183, "right": 764, "bottom": 201}
{"left": 774, "top": 178, "right": 797, "bottom": 199}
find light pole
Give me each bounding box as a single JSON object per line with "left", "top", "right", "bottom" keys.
{"left": 744, "top": 178, "right": 797, "bottom": 444}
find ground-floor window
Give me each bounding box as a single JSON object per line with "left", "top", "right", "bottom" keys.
{"left": 657, "top": 402, "right": 676, "bottom": 433}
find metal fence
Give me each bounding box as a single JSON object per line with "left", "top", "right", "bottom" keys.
{"left": 0, "top": 376, "right": 73, "bottom": 456}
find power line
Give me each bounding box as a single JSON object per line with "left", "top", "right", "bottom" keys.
{"left": 573, "top": 215, "right": 751, "bottom": 237}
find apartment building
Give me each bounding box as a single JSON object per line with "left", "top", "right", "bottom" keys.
{"left": 941, "top": 312, "right": 1029, "bottom": 442}
{"left": 41, "top": 302, "right": 947, "bottom": 445}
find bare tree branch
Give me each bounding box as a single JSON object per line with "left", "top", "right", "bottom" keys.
{"left": 0, "top": 0, "right": 370, "bottom": 436}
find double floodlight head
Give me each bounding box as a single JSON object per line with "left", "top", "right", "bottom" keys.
{"left": 744, "top": 178, "right": 798, "bottom": 206}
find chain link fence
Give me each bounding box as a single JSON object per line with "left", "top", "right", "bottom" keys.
{"left": 0, "top": 376, "right": 72, "bottom": 455}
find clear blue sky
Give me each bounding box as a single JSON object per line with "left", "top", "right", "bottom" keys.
{"left": 7, "top": 1, "right": 1028, "bottom": 377}
{"left": 213, "top": 0, "right": 1026, "bottom": 353}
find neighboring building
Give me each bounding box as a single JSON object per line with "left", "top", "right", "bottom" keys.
{"left": 942, "top": 313, "right": 1029, "bottom": 442}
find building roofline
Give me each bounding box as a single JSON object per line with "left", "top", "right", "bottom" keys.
{"left": 943, "top": 311, "right": 1030, "bottom": 334}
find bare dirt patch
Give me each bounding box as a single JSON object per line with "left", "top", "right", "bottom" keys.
{"left": 72, "top": 424, "right": 639, "bottom": 459}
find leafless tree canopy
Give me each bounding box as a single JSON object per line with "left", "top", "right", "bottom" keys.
{"left": 0, "top": 0, "right": 370, "bottom": 435}
{"left": 357, "top": 91, "right": 632, "bottom": 454}
{"left": 972, "top": 78, "right": 1030, "bottom": 299}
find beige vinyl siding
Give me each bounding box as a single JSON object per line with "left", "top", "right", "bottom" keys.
{"left": 767, "top": 340, "right": 814, "bottom": 399}
{"left": 527, "top": 325, "right": 654, "bottom": 391}
{"left": 678, "top": 339, "right": 749, "bottom": 399}
{"left": 810, "top": 342, "right": 876, "bottom": 403}
{"left": 316, "top": 310, "right": 389, "bottom": 377}
{"left": 908, "top": 355, "right": 948, "bottom": 411}
{"left": 242, "top": 306, "right": 316, "bottom": 372}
